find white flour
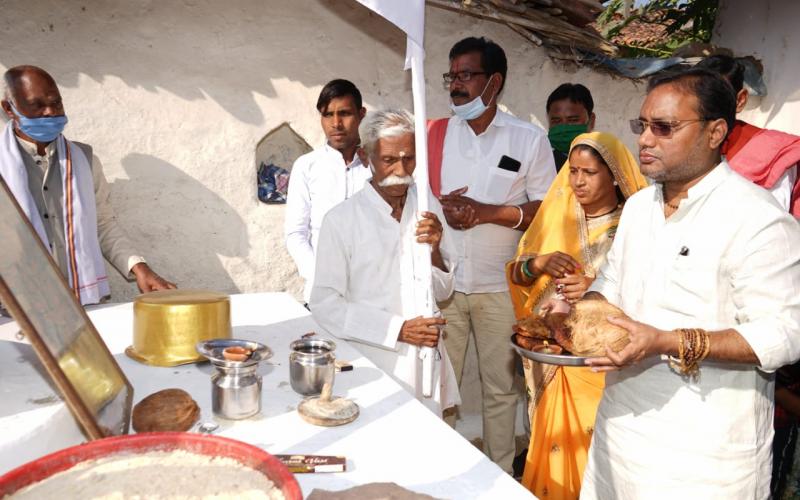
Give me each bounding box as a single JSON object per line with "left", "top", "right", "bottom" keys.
{"left": 8, "top": 450, "right": 287, "bottom": 500}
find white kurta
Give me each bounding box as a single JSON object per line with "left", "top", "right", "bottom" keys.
{"left": 440, "top": 111, "right": 555, "bottom": 293}
{"left": 284, "top": 144, "right": 372, "bottom": 301}
{"left": 310, "top": 182, "right": 461, "bottom": 414}
{"left": 582, "top": 162, "right": 800, "bottom": 499}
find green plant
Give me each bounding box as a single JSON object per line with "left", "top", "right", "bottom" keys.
{"left": 598, "top": 0, "right": 719, "bottom": 57}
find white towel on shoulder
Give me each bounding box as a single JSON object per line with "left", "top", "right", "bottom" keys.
{"left": 0, "top": 121, "right": 109, "bottom": 304}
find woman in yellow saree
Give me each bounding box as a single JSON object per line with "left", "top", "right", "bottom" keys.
{"left": 507, "top": 132, "right": 647, "bottom": 498}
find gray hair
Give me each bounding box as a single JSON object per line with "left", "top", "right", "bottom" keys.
{"left": 359, "top": 108, "right": 415, "bottom": 157}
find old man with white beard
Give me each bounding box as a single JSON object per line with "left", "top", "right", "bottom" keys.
{"left": 310, "top": 109, "right": 460, "bottom": 415}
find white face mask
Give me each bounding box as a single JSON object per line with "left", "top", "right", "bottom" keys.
{"left": 449, "top": 76, "right": 495, "bottom": 121}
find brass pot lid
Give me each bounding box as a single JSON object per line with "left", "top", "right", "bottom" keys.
{"left": 134, "top": 289, "right": 230, "bottom": 305}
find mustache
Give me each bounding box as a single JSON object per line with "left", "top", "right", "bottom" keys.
{"left": 378, "top": 175, "right": 413, "bottom": 187}
{"left": 450, "top": 90, "right": 469, "bottom": 98}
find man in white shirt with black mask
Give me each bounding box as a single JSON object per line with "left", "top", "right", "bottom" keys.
{"left": 426, "top": 36, "right": 556, "bottom": 474}
{"left": 284, "top": 79, "right": 371, "bottom": 304}
{"left": 581, "top": 67, "right": 800, "bottom": 499}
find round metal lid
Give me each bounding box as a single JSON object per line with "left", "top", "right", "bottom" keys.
{"left": 134, "top": 289, "right": 229, "bottom": 305}
{"left": 196, "top": 338, "right": 272, "bottom": 368}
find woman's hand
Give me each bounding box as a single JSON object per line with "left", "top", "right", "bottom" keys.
{"left": 510, "top": 253, "right": 537, "bottom": 285}
{"left": 532, "top": 252, "right": 580, "bottom": 279}
{"left": 555, "top": 273, "right": 594, "bottom": 303}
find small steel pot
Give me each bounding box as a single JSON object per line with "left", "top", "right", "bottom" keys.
{"left": 196, "top": 339, "right": 272, "bottom": 420}
{"left": 289, "top": 338, "right": 336, "bottom": 396}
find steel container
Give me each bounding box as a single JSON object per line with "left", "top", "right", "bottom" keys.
{"left": 289, "top": 338, "right": 336, "bottom": 396}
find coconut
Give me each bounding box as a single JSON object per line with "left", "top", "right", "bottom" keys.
{"left": 561, "top": 300, "right": 631, "bottom": 357}
{"left": 132, "top": 388, "right": 200, "bottom": 433}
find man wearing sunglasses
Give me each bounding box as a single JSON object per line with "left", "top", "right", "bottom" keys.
{"left": 426, "top": 36, "right": 556, "bottom": 474}
{"left": 578, "top": 68, "right": 800, "bottom": 498}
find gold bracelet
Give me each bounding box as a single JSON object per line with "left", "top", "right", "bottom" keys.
{"left": 670, "top": 328, "right": 709, "bottom": 379}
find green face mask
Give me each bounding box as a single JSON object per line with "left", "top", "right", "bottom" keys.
{"left": 548, "top": 123, "right": 589, "bottom": 154}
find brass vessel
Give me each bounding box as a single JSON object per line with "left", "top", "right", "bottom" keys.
{"left": 126, "top": 289, "right": 231, "bottom": 366}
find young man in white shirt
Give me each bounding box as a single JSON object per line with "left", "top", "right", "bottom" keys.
{"left": 284, "top": 79, "right": 371, "bottom": 304}
{"left": 431, "top": 37, "right": 556, "bottom": 474}
{"left": 581, "top": 68, "right": 800, "bottom": 498}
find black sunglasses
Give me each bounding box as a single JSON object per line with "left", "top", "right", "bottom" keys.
{"left": 629, "top": 118, "right": 707, "bottom": 137}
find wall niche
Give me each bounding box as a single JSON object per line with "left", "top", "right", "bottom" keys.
{"left": 255, "top": 123, "right": 311, "bottom": 204}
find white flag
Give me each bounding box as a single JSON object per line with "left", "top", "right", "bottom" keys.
{"left": 354, "top": 0, "right": 425, "bottom": 62}
{"left": 353, "top": 0, "right": 438, "bottom": 398}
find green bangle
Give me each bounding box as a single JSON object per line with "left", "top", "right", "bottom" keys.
{"left": 521, "top": 258, "right": 535, "bottom": 279}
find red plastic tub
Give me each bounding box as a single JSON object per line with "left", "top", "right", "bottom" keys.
{"left": 0, "top": 432, "right": 302, "bottom": 499}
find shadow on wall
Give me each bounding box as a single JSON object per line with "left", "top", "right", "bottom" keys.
{"left": 0, "top": 0, "right": 406, "bottom": 126}
{"left": 112, "top": 153, "right": 248, "bottom": 294}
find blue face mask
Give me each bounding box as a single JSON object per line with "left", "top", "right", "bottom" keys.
{"left": 449, "top": 76, "right": 496, "bottom": 121}
{"left": 8, "top": 101, "right": 68, "bottom": 143}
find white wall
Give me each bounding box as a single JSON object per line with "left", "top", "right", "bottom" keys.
{"left": 0, "top": 0, "right": 647, "bottom": 302}
{"left": 714, "top": 0, "right": 800, "bottom": 135}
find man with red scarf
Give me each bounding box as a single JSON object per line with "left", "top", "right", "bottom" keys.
{"left": 698, "top": 55, "right": 800, "bottom": 217}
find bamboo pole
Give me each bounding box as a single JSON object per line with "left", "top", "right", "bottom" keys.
{"left": 505, "top": 22, "right": 543, "bottom": 45}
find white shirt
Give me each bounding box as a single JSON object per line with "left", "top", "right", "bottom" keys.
{"left": 582, "top": 162, "right": 800, "bottom": 499}
{"left": 284, "top": 144, "right": 372, "bottom": 301}
{"left": 768, "top": 164, "right": 798, "bottom": 213}
{"left": 440, "top": 110, "right": 556, "bottom": 293}
{"left": 310, "top": 182, "right": 461, "bottom": 414}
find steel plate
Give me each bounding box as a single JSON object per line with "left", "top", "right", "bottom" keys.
{"left": 510, "top": 335, "right": 595, "bottom": 366}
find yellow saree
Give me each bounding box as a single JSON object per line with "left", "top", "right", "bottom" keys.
{"left": 506, "top": 132, "right": 647, "bottom": 499}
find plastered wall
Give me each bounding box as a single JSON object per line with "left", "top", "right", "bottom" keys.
{"left": 713, "top": 0, "right": 800, "bottom": 136}
{"left": 0, "top": 0, "right": 647, "bottom": 302}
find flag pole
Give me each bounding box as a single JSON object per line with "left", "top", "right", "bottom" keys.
{"left": 352, "top": 0, "right": 436, "bottom": 399}
{"left": 409, "top": 39, "right": 436, "bottom": 398}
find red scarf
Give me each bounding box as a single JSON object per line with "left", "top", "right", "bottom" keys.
{"left": 426, "top": 118, "right": 449, "bottom": 198}
{"left": 724, "top": 120, "right": 800, "bottom": 216}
